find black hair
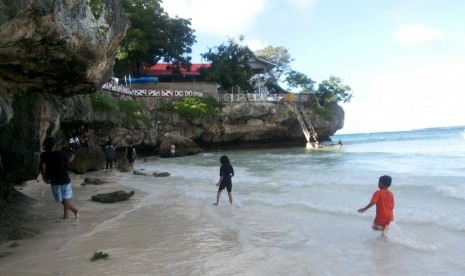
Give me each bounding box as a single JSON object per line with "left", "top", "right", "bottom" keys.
{"left": 220, "top": 155, "right": 230, "bottom": 165}
{"left": 43, "top": 137, "right": 56, "bottom": 151}
{"left": 379, "top": 175, "right": 392, "bottom": 187}
{"left": 107, "top": 141, "right": 112, "bottom": 146}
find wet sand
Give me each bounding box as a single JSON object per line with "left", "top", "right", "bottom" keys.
{"left": 0, "top": 169, "right": 144, "bottom": 273}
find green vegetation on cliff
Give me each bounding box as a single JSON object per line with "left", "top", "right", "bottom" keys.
{"left": 89, "top": 93, "right": 118, "bottom": 111}
{"left": 90, "top": 92, "right": 223, "bottom": 125}
{"left": 159, "top": 96, "right": 223, "bottom": 119}
{"left": 118, "top": 100, "right": 152, "bottom": 127}
{"left": 89, "top": 93, "right": 152, "bottom": 127}
{"left": 175, "top": 96, "right": 223, "bottom": 119}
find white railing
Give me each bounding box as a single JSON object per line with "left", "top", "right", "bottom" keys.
{"left": 102, "top": 82, "right": 204, "bottom": 97}
{"left": 218, "top": 94, "right": 284, "bottom": 102}
{"left": 102, "top": 83, "right": 311, "bottom": 103}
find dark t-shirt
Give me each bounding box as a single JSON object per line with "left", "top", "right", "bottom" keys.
{"left": 40, "top": 151, "right": 71, "bottom": 185}
{"left": 105, "top": 145, "right": 115, "bottom": 159}
{"left": 127, "top": 146, "right": 134, "bottom": 162}
{"left": 219, "top": 164, "right": 234, "bottom": 185}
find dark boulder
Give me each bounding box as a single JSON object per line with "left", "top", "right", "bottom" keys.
{"left": 153, "top": 172, "right": 170, "bottom": 177}
{"left": 81, "top": 177, "right": 106, "bottom": 186}
{"left": 91, "top": 190, "right": 135, "bottom": 203}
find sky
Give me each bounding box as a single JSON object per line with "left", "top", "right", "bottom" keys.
{"left": 162, "top": 0, "right": 465, "bottom": 134}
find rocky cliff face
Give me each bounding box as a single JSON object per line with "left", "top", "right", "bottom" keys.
{"left": 0, "top": 0, "right": 345, "bottom": 189}
{"left": 1, "top": 89, "right": 344, "bottom": 185}
{"left": 0, "top": 0, "right": 129, "bottom": 185}
{"left": 0, "top": 0, "right": 128, "bottom": 95}
{"left": 156, "top": 101, "right": 344, "bottom": 148}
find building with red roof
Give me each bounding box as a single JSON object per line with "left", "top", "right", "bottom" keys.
{"left": 147, "top": 63, "right": 211, "bottom": 82}
{"left": 145, "top": 46, "right": 277, "bottom": 94}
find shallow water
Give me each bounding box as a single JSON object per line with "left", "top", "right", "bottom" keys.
{"left": 1, "top": 127, "right": 464, "bottom": 275}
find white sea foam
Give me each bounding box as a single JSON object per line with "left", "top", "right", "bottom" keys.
{"left": 388, "top": 222, "right": 444, "bottom": 250}
{"left": 436, "top": 185, "right": 465, "bottom": 201}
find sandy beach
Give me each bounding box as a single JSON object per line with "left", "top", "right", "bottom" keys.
{"left": 0, "top": 169, "right": 145, "bottom": 274}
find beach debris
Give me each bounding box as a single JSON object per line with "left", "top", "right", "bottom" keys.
{"left": 91, "top": 190, "right": 135, "bottom": 203}
{"left": 9, "top": 242, "right": 19, "bottom": 248}
{"left": 153, "top": 172, "right": 170, "bottom": 177}
{"left": 81, "top": 177, "right": 106, "bottom": 186}
{"left": 90, "top": 251, "right": 109, "bottom": 261}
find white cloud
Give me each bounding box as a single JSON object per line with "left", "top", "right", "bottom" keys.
{"left": 242, "top": 38, "right": 267, "bottom": 51}
{"left": 162, "top": 0, "right": 266, "bottom": 36}
{"left": 288, "top": 0, "right": 319, "bottom": 9}
{"left": 340, "top": 58, "right": 465, "bottom": 134}
{"left": 394, "top": 23, "right": 444, "bottom": 45}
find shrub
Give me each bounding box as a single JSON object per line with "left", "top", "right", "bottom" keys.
{"left": 174, "top": 96, "right": 221, "bottom": 119}
{"left": 118, "top": 100, "right": 152, "bottom": 128}
{"left": 89, "top": 93, "right": 118, "bottom": 112}
{"left": 158, "top": 99, "right": 176, "bottom": 111}
{"left": 316, "top": 107, "right": 332, "bottom": 120}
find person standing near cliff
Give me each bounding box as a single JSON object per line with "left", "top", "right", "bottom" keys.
{"left": 104, "top": 141, "right": 116, "bottom": 171}
{"left": 170, "top": 144, "right": 176, "bottom": 158}
{"left": 126, "top": 141, "right": 137, "bottom": 170}
{"left": 40, "top": 137, "right": 80, "bottom": 220}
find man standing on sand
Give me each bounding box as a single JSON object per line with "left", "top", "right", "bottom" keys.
{"left": 40, "top": 137, "right": 80, "bottom": 220}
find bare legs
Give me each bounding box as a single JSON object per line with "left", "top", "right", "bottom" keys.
{"left": 227, "top": 192, "right": 233, "bottom": 205}
{"left": 213, "top": 192, "right": 220, "bottom": 206}
{"left": 213, "top": 191, "right": 233, "bottom": 206}
{"left": 381, "top": 226, "right": 389, "bottom": 240}
{"left": 62, "top": 199, "right": 79, "bottom": 219}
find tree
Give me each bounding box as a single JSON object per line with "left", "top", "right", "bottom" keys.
{"left": 115, "top": 0, "right": 196, "bottom": 77}
{"left": 316, "top": 76, "right": 352, "bottom": 105}
{"left": 285, "top": 70, "right": 316, "bottom": 93}
{"left": 255, "top": 46, "right": 294, "bottom": 84}
{"left": 200, "top": 38, "right": 254, "bottom": 93}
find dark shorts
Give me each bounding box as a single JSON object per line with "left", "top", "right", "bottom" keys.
{"left": 106, "top": 158, "right": 114, "bottom": 168}
{"left": 218, "top": 183, "right": 232, "bottom": 193}
{"left": 128, "top": 157, "right": 134, "bottom": 164}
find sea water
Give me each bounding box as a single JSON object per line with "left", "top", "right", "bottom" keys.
{"left": 3, "top": 126, "right": 465, "bottom": 275}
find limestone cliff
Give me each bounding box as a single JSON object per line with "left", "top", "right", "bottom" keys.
{"left": 156, "top": 101, "right": 344, "bottom": 148}
{"left": 0, "top": 0, "right": 129, "bottom": 185}
{"left": 0, "top": 0, "right": 128, "bottom": 95}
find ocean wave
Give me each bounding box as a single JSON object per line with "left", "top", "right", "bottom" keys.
{"left": 395, "top": 211, "right": 465, "bottom": 232}
{"left": 241, "top": 196, "right": 465, "bottom": 232}
{"left": 435, "top": 185, "right": 465, "bottom": 201}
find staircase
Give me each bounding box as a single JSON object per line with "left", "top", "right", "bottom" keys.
{"left": 294, "top": 103, "right": 318, "bottom": 143}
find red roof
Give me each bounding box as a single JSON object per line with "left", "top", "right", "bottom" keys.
{"left": 148, "top": 63, "right": 211, "bottom": 76}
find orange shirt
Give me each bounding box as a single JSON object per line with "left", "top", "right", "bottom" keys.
{"left": 371, "top": 189, "right": 394, "bottom": 226}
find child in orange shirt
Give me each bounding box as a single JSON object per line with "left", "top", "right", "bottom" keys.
{"left": 358, "top": 175, "right": 394, "bottom": 239}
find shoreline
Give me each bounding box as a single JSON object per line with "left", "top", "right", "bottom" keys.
{"left": 0, "top": 168, "right": 145, "bottom": 265}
